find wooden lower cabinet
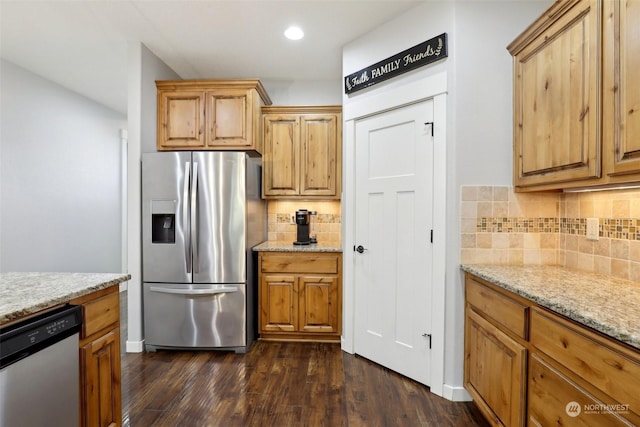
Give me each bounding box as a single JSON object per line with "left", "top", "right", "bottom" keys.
{"left": 464, "top": 277, "right": 527, "bottom": 427}
{"left": 465, "top": 273, "right": 640, "bottom": 427}
{"left": 72, "top": 287, "right": 122, "bottom": 427}
{"left": 260, "top": 274, "right": 298, "bottom": 333}
{"left": 465, "top": 309, "right": 526, "bottom": 427}
{"left": 81, "top": 329, "right": 121, "bottom": 427}
{"left": 258, "top": 251, "right": 342, "bottom": 342}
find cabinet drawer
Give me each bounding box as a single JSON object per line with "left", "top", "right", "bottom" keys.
{"left": 530, "top": 308, "right": 640, "bottom": 418}
{"left": 81, "top": 291, "right": 119, "bottom": 338}
{"left": 465, "top": 276, "right": 528, "bottom": 339}
{"left": 528, "top": 353, "right": 631, "bottom": 427}
{"left": 261, "top": 254, "right": 339, "bottom": 274}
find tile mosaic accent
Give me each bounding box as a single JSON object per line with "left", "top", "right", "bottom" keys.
{"left": 275, "top": 213, "right": 341, "bottom": 224}
{"left": 476, "top": 217, "right": 640, "bottom": 241}
{"left": 477, "top": 217, "right": 560, "bottom": 234}
{"left": 602, "top": 218, "right": 640, "bottom": 240}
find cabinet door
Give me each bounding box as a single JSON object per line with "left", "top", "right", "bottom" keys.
{"left": 206, "top": 89, "right": 254, "bottom": 149}
{"left": 299, "top": 275, "right": 339, "bottom": 334}
{"left": 157, "top": 90, "right": 206, "bottom": 149}
{"left": 529, "top": 353, "right": 630, "bottom": 427}
{"left": 606, "top": 0, "right": 640, "bottom": 178}
{"left": 81, "top": 329, "right": 122, "bottom": 427}
{"left": 259, "top": 274, "right": 298, "bottom": 332}
{"left": 512, "top": 0, "right": 601, "bottom": 188}
{"left": 300, "top": 115, "right": 339, "bottom": 197}
{"left": 263, "top": 115, "right": 300, "bottom": 196}
{"left": 464, "top": 308, "right": 526, "bottom": 427}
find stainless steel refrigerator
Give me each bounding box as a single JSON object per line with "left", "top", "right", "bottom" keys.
{"left": 141, "top": 151, "right": 265, "bottom": 353}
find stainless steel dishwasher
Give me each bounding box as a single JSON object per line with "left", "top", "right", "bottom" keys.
{"left": 0, "top": 304, "right": 82, "bottom": 427}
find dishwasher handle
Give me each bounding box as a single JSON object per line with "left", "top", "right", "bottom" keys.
{"left": 149, "top": 286, "right": 238, "bottom": 296}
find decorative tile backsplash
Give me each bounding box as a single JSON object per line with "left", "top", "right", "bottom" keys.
{"left": 461, "top": 186, "right": 640, "bottom": 282}
{"left": 266, "top": 200, "right": 341, "bottom": 243}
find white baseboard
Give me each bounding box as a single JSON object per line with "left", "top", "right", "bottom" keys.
{"left": 442, "top": 384, "right": 472, "bottom": 402}
{"left": 126, "top": 340, "right": 144, "bottom": 353}
{"left": 340, "top": 337, "right": 354, "bottom": 354}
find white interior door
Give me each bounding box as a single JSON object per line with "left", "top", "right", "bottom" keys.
{"left": 354, "top": 99, "right": 434, "bottom": 386}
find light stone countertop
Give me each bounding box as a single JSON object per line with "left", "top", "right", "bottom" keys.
{"left": 461, "top": 264, "right": 640, "bottom": 351}
{"left": 253, "top": 241, "right": 343, "bottom": 253}
{"left": 0, "top": 272, "right": 131, "bottom": 325}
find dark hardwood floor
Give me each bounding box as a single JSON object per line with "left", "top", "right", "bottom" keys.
{"left": 121, "top": 341, "right": 488, "bottom": 427}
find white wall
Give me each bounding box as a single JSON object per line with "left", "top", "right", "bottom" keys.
{"left": 342, "top": 0, "right": 550, "bottom": 399}
{"left": 125, "top": 42, "right": 180, "bottom": 352}
{"left": 0, "top": 59, "right": 126, "bottom": 273}
{"left": 262, "top": 79, "right": 342, "bottom": 105}
{"left": 448, "top": 0, "right": 550, "bottom": 395}
{"left": 455, "top": 1, "right": 550, "bottom": 186}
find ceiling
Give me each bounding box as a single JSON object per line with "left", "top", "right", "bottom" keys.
{"left": 0, "top": 0, "right": 422, "bottom": 114}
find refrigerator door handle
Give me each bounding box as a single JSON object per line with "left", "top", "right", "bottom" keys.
{"left": 149, "top": 286, "right": 239, "bottom": 295}
{"left": 183, "top": 161, "right": 192, "bottom": 274}
{"left": 191, "top": 161, "right": 199, "bottom": 273}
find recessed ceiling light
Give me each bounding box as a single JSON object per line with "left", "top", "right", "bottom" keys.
{"left": 284, "top": 26, "right": 304, "bottom": 41}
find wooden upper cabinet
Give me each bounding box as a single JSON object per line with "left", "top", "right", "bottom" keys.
{"left": 300, "top": 115, "right": 339, "bottom": 197}
{"left": 509, "top": 0, "right": 640, "bottom": 191}
{"left": 157, "top": 91, "right": 206, "bottom": 148}
{"left": 508, "top": 0, "right": 602, "bottom": 189}
{"left": 263, "top": 115, "right": 300, "bottom": 196}
{"left": 605, "top": 0, "right": 640, "bottom": 179}
{"left": 156, "top": 80, "right": 271, "bottom": 153}
{"left": 262, "top": 106, "right": 342, "bottom": 199}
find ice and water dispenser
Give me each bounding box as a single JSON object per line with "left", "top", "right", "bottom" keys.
{"left": 151, "top": 200, "right": 176, "bottom": 244}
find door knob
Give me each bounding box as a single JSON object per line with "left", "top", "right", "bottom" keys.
{"left": 355, "top": 245, "right": 368, "bottom": 254}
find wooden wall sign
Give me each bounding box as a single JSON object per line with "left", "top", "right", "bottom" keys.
{"left": 344, "top": 33, "right": 448, "bottom": 94}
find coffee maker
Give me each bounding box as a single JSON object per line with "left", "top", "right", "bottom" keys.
{"left": 293, "top": 209, "right": 311, "bottom": 245}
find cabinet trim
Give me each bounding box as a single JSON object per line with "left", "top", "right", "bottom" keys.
{"left": 157, "top": 79, "right": 272, "bottom": 105}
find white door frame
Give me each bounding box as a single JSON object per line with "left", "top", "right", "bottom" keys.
{"left": 342, "top": 71, "right": 447, "bottom": 397}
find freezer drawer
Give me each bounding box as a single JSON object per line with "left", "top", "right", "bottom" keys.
{"left": 143, "top": 283, "right": 247, "bottom": 350}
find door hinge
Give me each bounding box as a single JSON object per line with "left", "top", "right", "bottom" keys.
{"left": 422, "top": 333, "right": 432, "bottom": 349}
{"left": 424, "top": 121, "right": 434, "bottom": 137}
{"left": 430, "top": 229, "right": 433, "bottom": 243}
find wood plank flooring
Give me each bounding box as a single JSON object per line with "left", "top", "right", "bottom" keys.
{"left": 121, "top": 341, "right": 488, "bottom": 427}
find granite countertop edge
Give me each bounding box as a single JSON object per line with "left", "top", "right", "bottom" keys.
{"left": 0, "top": 272, "right": 131, "bottom": 325}
{"left": 253, "top": 241, "right": 343, "bottom": 253}
{"left": 461, "top": 264, "right": 640, "bottom": 351}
